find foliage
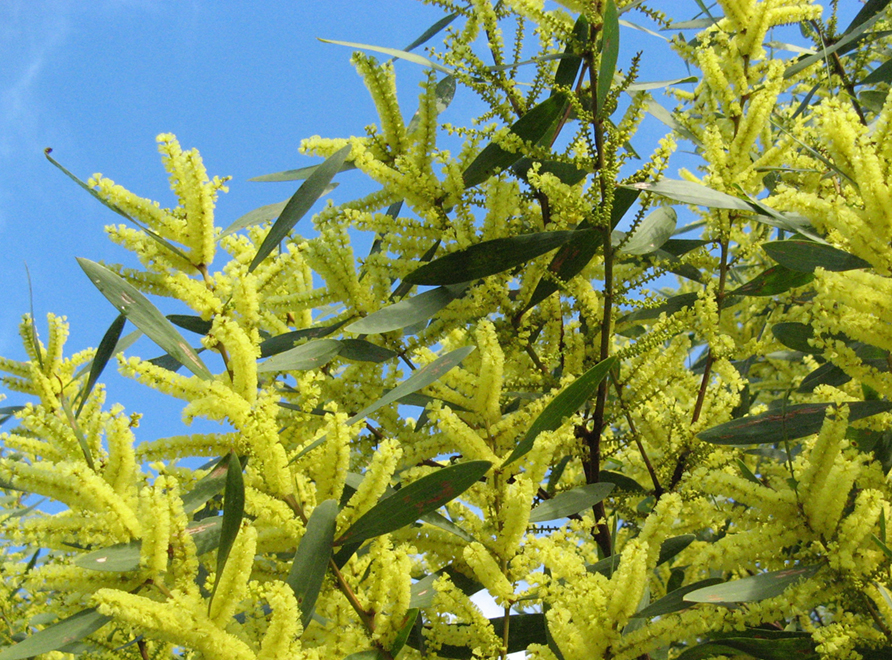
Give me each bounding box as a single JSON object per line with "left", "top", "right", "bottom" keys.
{"left": 3, "top": 1, "right": 892, "bottom": 659}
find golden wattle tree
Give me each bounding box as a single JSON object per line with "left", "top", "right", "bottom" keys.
{"left": 3, "top": 1, "right": 892, "bottom": 659}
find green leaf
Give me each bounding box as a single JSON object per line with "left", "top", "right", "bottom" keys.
{"left": 626, "top": 179, "right": 753, "bottom": 211}
{"left": 620, "top": 292, "right": 698, "bottom": 324}
{"left": 389, "top": 609, "right": 419, "bottom": 657}
{"left": 181, "top": 454, "right": 233, "bottom": 514}
{"left": 408, "top": 75, "right": 456, "bottom": 134}
{"left": 260, "top": 320, "right": 349, "bottom": 358}
{"left": 409, "top": 566, "right": 483, "bottom": 609}
{"left": 616, "top": 207, "right": 677, "bottom": 255}
{"left": 762, "top": 240, "right": 871, "bottom": 272}
{"left": 188, "top": 516, "right": 224, "bottom": 556}
{"left": 676, "top": 630, "right": 817, "bottom": 660}
{"left": 76, "top": 313, "right": 126, "bottom": 416}
{"left": 598, "top": 469, "right": 645, "bottom": 493}
{"left": 248, "top": 162, "right": 357, "bottom": 183}
{"left": 337, "top": 339, "right": 398, "bottom": 363}
{"left": 318, "top": 38, "right": 453, "bottom": 75}
{"left": 346, "top": 346, "right": 475, "bottom": 425}
{"left": 77, "top": 259, "right": 212, "bottom": 380}
{"left": 727, "top": 264, "right": 814, "bottom": 297}
{"left": 405, "top": 230, "right": 590, "bottom": 286}
{"left": 858, "top": 58, "right": 892, "bottom": 87}
{"left": 632, "top": 578, "right": 724, "bottom": 619}
{"left": 219, "top": 187, "right": 336, "bottom": 239}
{"left": 511, "top": 158, "right": 588, "bottom": 186}
{"left": 552, "top": 14, "right": 588, "bottom": 92}
{"left": 698, "top": 401, "right": 892, "bottom": 445}
{"left": 657, "top": 534, "right": 696, "bottom": 564}
{"left": 167, "top": 314, "right": 213, "bottom": 336}
{"left": 844, "top": 0, "right": 892, "bottom": 34}
{"left": 0, "top": 608, "right": 111, "bottom": 660}
{"left": 336, "top": 460, "right": 491, "bottom": 546}
{"left": 529, "top": 482, "right": 615, "bottom": 523}
{"left": 402, "top": 12, "right": 459, "bottom": 53}
{"left": 345, "top": 285, "right": 466, "bottom": 335}
{"left": 343, "top": 651, "right": 386, "bottom": 660}
{"left": 772, "top": 322, "right": 818, "bottom": 354}
{"left": 74, "top": 541, "right": 142, "bottom": 572}
{"left": 626, "top": 76, "right": 697, "bottom": 91}
{"left": 463, "top": 93, "right": 569, "bottom": 189}
{"left": 684, "top": 565, "right": 821, "bottom": 604}
{"left": 210, "top": 452, "right": 245, "bottom": 608}
{"left": 504, "top": 356, "right": 616, "bottom": 466}
{"left": 785, "top": 12, "right": 883, "bottom": 78}
{"left": 596, "top": 0, "right": 620, "bottom": 117}
{"left": 249, "top": 145, "right": 351, "bottom": 273}
{"left": 287, "top": 499, "right": 338, "bottom": 630}
{"left": 257, "top": 338, "right": 343, "bottom": 373}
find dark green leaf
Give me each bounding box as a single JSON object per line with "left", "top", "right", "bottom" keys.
{"left": 616, "top": 207, "right": 677, "bottom": 255}
{"left": 318, "top": 38, "right": 453, "bottom": 75}
{"left": 772, "top": 322, "right": 819, "bottom": 354}
{"left": 181, "top": 454, "right": 232, "bottom": 514}
{"left": 728, "top": 264, "right": 814, "bottom": 297}
{"left": 684, "top": 565, "right": 821, "bottom": 604}
{"left": 698, "top": 401, "right": 892, "bottom": 445}
{"left": 259, "top": 320, "right": 349, "bottom": 358}
{"left": 632, "top": 578, "right": 723, "bottom": 619}
{"left": 676, "top": 630, "right": 817, "bottom": 660}
{"left": 405, "top": 230, "right": 591, "bottom": 286}
{"left": 529, "top": 482, "right": 615, "bottom": 523}
{"left": 596, "top": 1, "right": 620, "bottom": 117}
{"left": 346, "top": 346, "right": 475, "bottom": 425}
{"left": 76, "top": 313, "right": 126, "bottom": 416}
{"left": 799, "top": 362, "right": 851, "bottom": 393}
{"left": 211, "top": 452, "right": 245, "bottom": 607}
{"left": 402, "top": 12, "right": 459, "bottom": 53}
{"left": 858, "top": 58, "right": 892, "bottom": 86}
{"left": 0, "top": 608, "right": 111, "bottom": 660}
{"left": 626, "top": 179, "right": 753, "bottom": 211}
{"left": 762, "top": 240, "right": 871, "bottom": 272}
{"left": 657, "top": 534, "right": 696, "bottom": 565}
{"left": 785, "top": 13, "right": 883, "bottom": 78}
{"left": 287, "top": 499, "right": 338, "bottom": 630}
{"left": 248, "top": 162, "right": 357, "bottom": 183}
{"left": 77, "top": 259, "right": 212, "bottom": 380}
{"left": 257, "top": 339, "right": 342, "bottom": 373}
{"left": 552, "top": 14, "right": 589, "bottom": 92}
{"left": 389, "top": 609, "right": 419, "bottom": 657}
{"left": 463, "top": 93, "right": 569, "bottom": 189}
{"left": 166, "top": 314, "right": 213, "bottom": 336}
{"left": 338, "top": 339, "right": 398, "bottom": 363}
{"left": 343, "top": 652, "right": 385, "bottom": 660}
{"left": 188, "top": 516, "right": 224, "bottom": 556}
{"left": 505, "top": 356, "right": 616, "bottom": 466}
{"left": 511, "top": 158, "right": 588, "bottom": 186}
{"left": 409, "top": 566, "right": 484, "bottom": 609}
{"left": 346, "top": 285, "right": 466, "bottom": 335}
{"left": 249, "top": 145, "right": 351, "bottom": 273}
{"left": 843, "top": 0, "right": 891, "bottom": 36}
{"left": 74, "top": 541, "right": 142, "bottom": 572}
{"left": 598, "top": 469, "right": 645, "bottom": 493}
{"left": 336, "top": 460, "right": 491, "bottom": 546}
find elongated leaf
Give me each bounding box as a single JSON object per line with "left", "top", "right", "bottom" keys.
{"left": 617, "top": 207, "right": 677, "bottom": 255}
{"left": 249, "top": 145, "right": 351, "bottom": 273}
{"left": 257, "top": 338, "right": 342, "bottom": 373}
{"left": 408, "top": 75, "right": 456, "bottom": 134}
{"left": 0, "top": 608, "right": 111, "bottom": 660}
{"left": 845, "top": 0, "right": 892, "bottom": 34}
{"left": 699, "top": 400, "right": 892, "bottom": 445}
{"left": 409, "top": 566, "right": 484, "bottom": 609}
{"left": 728, "top": 264, "right": 814, "bottom": 297}
{"left": 597, "top": 1, "right": 620, "bottom": 117}
{"left": 260, "top": 320, "right": 349, "bottom": 358}
{"left": 405, "top": 230, "right": 590, "bottom": 286}
{"left": 181, "top": 454, "right": 232, "bottom": 514}
{"left": 684, "top": 565, "right": 821, "bottom": 604}
{"left": 188, "top": 516, "right": 224, "bottom": 556}
{"left": 403, "top": 12, "right": 458, "bottom": 53}
{"left": 633, "top": 578, "right": 724, "bottom": 619}
{"left": 167, "top": 314, "right": 213, "bottom": 336}
{"left": 627, "top": 179, "right": 753, "bottom": 211}
{"left": 529, "top": 482, "right": 615, "bottom": 523}
{"left": 338, "top": 339, "right": 398, "bottom": 363}
{"left": 74, "top": 541, "right": 142, "bottom": 572}
{"left": 336, "top": 460, "right": 491, "bottom": 546}
{"left": 504, "top": 356, "right": 616, "bottom": 466}
{"left": 343, "top": 652, "right": 386, "bottom": 660}
{"left": 762, "top": 240, "right": 871, "bottom": 272}
{"left": 626, "top": 76, "right": 697, "bottom": 91}
{"left": 76, "top": 313, "right": 126, "bottom": 416}
{"left": 287, "top": 499, "right": 338, "bottom": 630}
{"left": 859, "top": 58, "right": 892, "bottom": 87}
{"left": 646, "top": 100, "right": 702, "bottom": 145}
{"left": 785, "top": 13, "right": 883, "bottom": 78}
{"left": 657, "top": 534, "right": 696, "bottom": 564}
{"left": 346, "top": 346, "right": 475, "bottom": 425}
{"left": 463, "top": 93, "right": 569, "bottom": 189}
{"left": 220, "top": 187, "right": 336, "bottom": 239}
{"left": 346, "top": 285, "right": 466, "bottom": 335}
{"left": 620, "top": 292, "right": 697, "bottom": 324}
{"left": 390, "top": 609, "right": 419, "bottom": 657}
{"left": 676, "top": 630, "right": 817, "bottom": 660}
{"left": 77, "top": 259, "right": 211, "bottom": 380}
{"left": 511, "top": 157, "right": 588, "bottom": 186}
{"left": 771, "top": 322, "right": 818, "bottom": 354}
{"left": 598, "top": 469, "right": 645, "bottom": 493}
{"left": 552, "top": 14, "right": 589, "bottom": 92}
{"left": 318, "top": 38, "right": 453, "bottom": 75}
{"left": 210, "top": 452, "right": 245, "bottom": 607}
{"left": 248, "top": 162, "right": 357, "bottom": 183}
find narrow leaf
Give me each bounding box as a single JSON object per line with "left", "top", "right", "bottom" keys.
{"left": 181, "top": 454, "right": 232, "bottom": 513}
{"left": 626, "top": 179, "right": 753, "bottom": 211}
{"left": 318, "top": 38, "right": 453, "bottom": 75}
{"left": 617, "top": 207, "right": 677, "bottom": 255}
{"left": 210, "top": 452, "right": 245, "bottom": 606}
{"left": 259, "top": 320, "right": 349, "bottom": 358}
{"left": 249, "top": 145, "right": 351, "bottom": 273}
{"left": 529, "top": 483, "right": 615, "bottom": 523}
{"left": 166, "top": 315, "right": 213, "bottom": 335}
{"left": 219, "top": 187, "right": 336, "bottom": 238}
{"left": 345, "top": 285, "right": 466, "bottom": 335}
{"left": 77, "top": 259, "right": 212, "bottom": 380}
{"left": 76, "top": 313, "right": 126, "bottom": 416}
{"left": 844, "top": 0, "right": 892, "bottom": 34}
{"left": 762, "top": 240, "right": 871, "bottom": 272}
{"left": 74, "top": 541, "right": 142, "bottom": 572}
{"left": 504, "top": 356, "right": 616, "bottom": 466}
{"left": 287, "top": 499, "right": 338, "bottom": 630}
{"left": 390, "top": 609, "right": 420, "bottom": 657}
{"left": 403, "top": 13, "right": 459, "bottom": 53}
{"left": 596, "top": 1, "right": 620, "bottom": 117}
{"left": 405, "top": 230, "right": 591, "bottom": 286}
{"left": 257, "top": 338, "right": 342, "bottom": 373}
{"left": 771, "top": 322, "right": 818, "bottom": 354}
{"left": 620, "top": 292, "right": 698, "bottom": 323}
{"left": 859, "top": 58, "right": 892, "bottom": 86}
{"left": 785, "top": 13, "right": 883, "bottom": 78}
{"left": 626, "top": 76, "right": 697, "bottom": 91}
{"left": 336, "top": 460, "right": 491, "bottom": 546}
{"left": 632, "top": 578, "right": 724, "bottom": 618}
{"left": 698, "top": 401, "right": 892, "bottom": 445}
{"left": 727, "top": 264, "right": 814, "bottom": 297}
{"left": 248, "top": 162, "right": 356, "bottom": 183}
{"left": 338, "top": 339, "right": 398, "bottom": 363}
{"left": 684, "top": 565, "right": 821, "bottom": 604}
{"left": 346, "top": 346, "right": 475, "bottom": 425}
{"left": 552, "top": 14, "right": 589, "bottom": 92}
{"left": 0, "top": 608, "right": 111, "bottom": 660}
{"left": 463, "top": 93, "right": 569, "bottom": 189}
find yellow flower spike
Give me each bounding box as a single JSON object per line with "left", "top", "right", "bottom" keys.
{"left": 93, "top": 589, "right": 255, "bottom": 660}
{"left": 209, "top": 316, "right": 259, "bottom": 404}
{"left": 493, "top": 476, "right": 534, "bottom": 562}
{"left": 138, "top": 479, "right": 171, "bottom": 578}
{"left": 605, "top": 538, "right": 648, "bottom": 626}
{"left": 832, "top": 488, "right": 883, "bottom": 574}
{"left": 472, "top": 320, "right": 504, "bottom": 425}
{"left": 429, "top": 404, "right": 500, "bottom": 464}
{"left": 351, "top": 53, "right": 407, "bottom": 156}
{"left": 257, "top": 581, "right": 306, "bottom": 660}
{"left": 209, "top": 523, "right": 257, "bottom": 626}
{"left": 637, "top": 493, "right": 682, "bottom": 567}
{"left": 339, "top": 438, "right": 402, "bottom": 533}
{"left": 364, "top": 537, "right": 413, "bottom": 646}
{"left": 464, "top": 541, "right": 514, "bottom": 606}
{"left": 309, "top": 411, "right": 355, "bottom": 502}
{"left": 102, "top": 405, "right": 140, "bottom": 501}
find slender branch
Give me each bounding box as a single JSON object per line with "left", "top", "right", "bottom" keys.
{"left": 611, "top": 373, "right": 663, "bottom": 497}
